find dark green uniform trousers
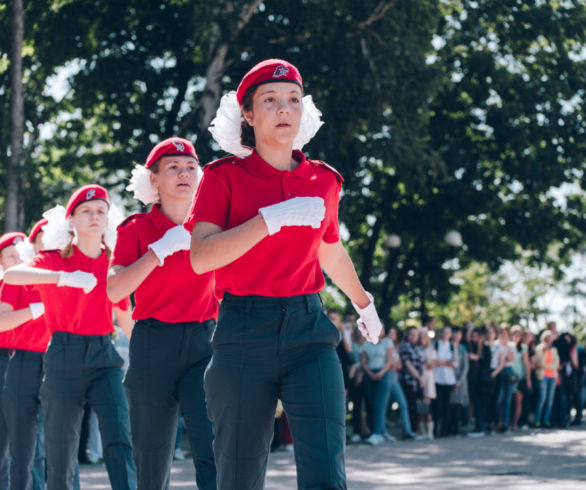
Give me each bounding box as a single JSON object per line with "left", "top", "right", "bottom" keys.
{"left": 41, "top": 332, "right": 136, "bottom": 490}
{"left": 0, "top": 349, "right": 10, "bottom": 489}
{"left": 3, "top": 349, "right": 46, "bottom": 490}
{"left": 205, "top": 293, "right": 347, "bottom": 490}
{"left": 124, "top": 319, "right": 216, "bottom": 490}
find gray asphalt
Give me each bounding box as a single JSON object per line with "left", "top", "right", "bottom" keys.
{"left": 80, "top": 426, "right": 586, "bottom": 489}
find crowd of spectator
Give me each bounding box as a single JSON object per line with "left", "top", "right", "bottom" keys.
{"left": 324, "top": 314, "right": 586, "bottom": 446}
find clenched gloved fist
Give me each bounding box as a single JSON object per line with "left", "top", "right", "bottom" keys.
{"left": 352, "top": 292, "right": 383, "bottom": 344}
{"left": 259, "top": 196, "right": 326, "bottom": 235}
{"left": 58, "top": 271, "right": 98, "bottom": 294}
{"left": 148, "top": 225, "right": 191, "bottom": 266}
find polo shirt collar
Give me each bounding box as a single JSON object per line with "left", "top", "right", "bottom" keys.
{"left": 149, "top": 204, "right": 176, "bottom": 231}
{"left": 72, "top": 244, "right": 106, "bottom": 263}
{"left": 244, "top": 150, "right": 316, "bottom": 180}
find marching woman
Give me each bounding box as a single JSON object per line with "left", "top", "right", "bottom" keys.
{"left": 3, "top": 185, "right": 137, "bottom": 490}
{"left": 186, "top": 59, "right": 383, "bottom": 490}
{"left": 0, "top": 232, "right": 26, "bottom": 488}
{"left": 107, "top": 137, "right": 217, "bottom": 489}
{"left": 0, "top": 220, "right": 50, "bottom": 489}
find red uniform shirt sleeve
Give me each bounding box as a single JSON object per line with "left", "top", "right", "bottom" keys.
{"left": 113, "top": 296, "right": 131, "bottom": 311}
{"left": 0, "top": 282, "right": 20, "bottom": 310}
{"left": 184, "top": 170, "right": 231, "bottom": 232}
{"left": 322, "top": 177, "right": 342, "bottom": 244}
{"left": 110, "top": 221, "right": 141, "bottom": 267}
{"left": 29, "top": 250, "right": 54, "bottom": 270}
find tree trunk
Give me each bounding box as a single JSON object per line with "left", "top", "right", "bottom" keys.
{"left": 379, "top": 247, "right": 400, "bottom": 323}
{"left": 180, "top": 0, "right": 263, "bottom": 134}
{"left": 6, "top": 0, "right": 24, "bottom": 231}
{"left": 386, "top": 238, "right": 423, "bottom": 311}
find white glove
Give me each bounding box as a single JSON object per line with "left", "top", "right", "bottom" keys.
{"left": 259, "top": 197, "right": 326, "bottom": 235}
{"left": 148, "top": 225, "right": 191, "bottom": 266}
{"left": 58, "top": 271, "right": 98, "bottom": 294}
{"left": 352, "top": 292, "right": 383, "bottom": 344}
{"left": 29, "top": 302, "right": 45, "bottom": 320}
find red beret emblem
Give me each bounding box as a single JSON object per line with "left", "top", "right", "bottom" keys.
{"left": 172, "top": 140, "right": 185, "bottom": 152}
{"left": 86, "top": 189, "right": 96, "bottom": 200}
{"left": 272, "top": 65, "right": 289, "bottom": 78}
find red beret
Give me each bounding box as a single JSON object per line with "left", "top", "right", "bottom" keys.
{"left": 29, "top": 218, "right": 48, "bottom": 243}
{"left": 236, "top": 59, "right": 303, "bottom": 105}
{"left": 145, "top": 137, "right": 198, "bottom": 169}
{"left": 0, "top": 232, "right": 27, "bottom": 253}
{"left": 65, "top": 185, "right": 110, "bottom": 217}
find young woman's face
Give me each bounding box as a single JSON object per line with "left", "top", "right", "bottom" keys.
{"left": 0, "top": 245, "right": 22, "bottom": 269}
{"left": 151, "top": 156, "right": 199, "bottom": 202}
{"left": 244, "top": 82, "right": 303, "bottom": 149}
{"left": 442, "top": 327, "right": 452, "bottom": 341}
{"left": 70, "top": 200, "right": 109, "bottom": 238}
{"left": 487, "top": 327, "right": 496, "bottom": 342}
{"left": 420, "top": 332, "right": 429, "bottom": 348}
{"left": 512, "top": 330, "right": 522, "bottom": 343}
{"left": 452, "top": 330, "right": 462, "bottom": 343}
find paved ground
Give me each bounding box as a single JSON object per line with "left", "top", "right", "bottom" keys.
{"left": 80, "top": 426, "right": 586, "bottom": 489}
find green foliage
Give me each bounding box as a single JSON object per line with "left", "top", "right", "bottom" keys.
{"left": 1, "top": 0, "right": 585, "bottom": 321}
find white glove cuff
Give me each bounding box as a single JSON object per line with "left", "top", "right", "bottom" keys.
{"left": 147, "top": 244, "right": 165, "bottom": 266}
{"left": 352, "top": 292, "right": 375, "bottom": 316}
{"left": 258, "top": 207, "right": 280, "bottom": 235}
{"left": 57, "top": 271, "right": 70, "bottom": 287}
{"left": 29, "top": 302, "right": 45, "bottom": 320}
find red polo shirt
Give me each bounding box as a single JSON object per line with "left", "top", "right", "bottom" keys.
{"left": 0, "top": 280, "right": 14, "bottom": 349}
{"left": 110, "top": 205, "right": 218, "bottom": 323}
{"left": 184, "top": 150, "right": 342, "bottom": 297}
{"left": 0, "top": 282, "right": 51, "bottom": 352}
{"left": 29, "top": 247, "right": 130, "bottom": 336}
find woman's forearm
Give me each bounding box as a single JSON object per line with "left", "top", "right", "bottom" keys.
{"left": 319, "top": 240, "right": 369, "bottom": 308}
{"left": 107, "top": 252, "right": 159, "bottom": 303}
{"left": 190, "top": 218, "right": 268, "bottom": 274}
{"left": 3, "top": 264, "right": 59, "bottom": 286}
{"left": 0, "top": 307, "right": 32, "bottom": 332}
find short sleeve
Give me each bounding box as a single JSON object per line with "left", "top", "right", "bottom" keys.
{"left": 0, "top": 283, "right": 20, "bottom": 310}
{"left": 110, "top": 223, "right": 141, "bottom": 267}
{"left": 29, "top": 251, "right": 57, "bottom": 271}
{"left": 184, "top": 170, "right": 231, "bottom": 232}
{"left": 322, "top": 178, "right": 342, "bottom": 244}
{"left": 113, "top": 296, "right": 131, "bottom": 311}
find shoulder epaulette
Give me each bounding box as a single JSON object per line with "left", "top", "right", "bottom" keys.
{"left": 204, "top": 155, "right": 241, "bottom": 170}
{"left": 310, "top": 160, "right": 344, "bottom": 183}
{"left": 117, "top": 213, "right": 146, "bottom": 229}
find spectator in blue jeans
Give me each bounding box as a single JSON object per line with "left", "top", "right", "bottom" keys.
{"left": 386, "top": 330, "right": 419, "bottom": 440}
{"left": 361, "top": 329, "right": 394, "bottom": 445}
{"left": 535, "top": 330, "right": 560, "bottom": 427}
{"left": 493, "top": 326, "right": 516, "bottom": 432}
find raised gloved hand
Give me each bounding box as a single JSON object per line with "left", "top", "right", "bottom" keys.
{"left": 148, "top": 225, "right": 191, "bottom": 266}
{"left": 29, "top": 302, "right": 45, "bottom": 320}
{"left": 58, "top": 271, "right": 98, "bottom": 294}
{"left": 352, "top": 292, "right": 383, "bottom": 344}
{"left": 259, "top": 196, "right": 326, "bottom": 235}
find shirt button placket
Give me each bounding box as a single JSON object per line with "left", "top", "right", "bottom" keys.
{"left": 283, "top": 173, "right": 293, "bottom": 198}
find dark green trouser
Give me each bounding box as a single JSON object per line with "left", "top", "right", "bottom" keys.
{"left": 124, "top": 319, "right": 216, "bottom": 490}
{"left": 0, "top": 349, "right": 10, "bottom": 489}
{"left": 3, "top": 349, "right": 45, "bottom": 490}
{"left": 205, "top": 293, "right": 347, "bottom": 490}
{"left": 41, "top": 332, "right": 136, "bottom": 490}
